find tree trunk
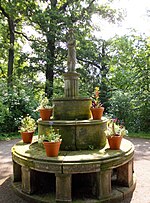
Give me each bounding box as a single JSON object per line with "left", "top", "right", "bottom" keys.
{"left": 45, "top": 38, "right": 55, "bottom": 99}
{"left": 7, "top": 18, "right": 15, "bottom": 87}
{"left": 0, "top": 5, "right": 15, "bottom": 88}
{"left": 45, "top": 0, "right": 57, "bottom": 99}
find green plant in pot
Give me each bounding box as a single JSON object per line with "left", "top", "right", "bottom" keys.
{"left": 19, "top": 115, "right": 36, "bottom": 144}
{"left": 90, "top": 87, "right": 104, "bottom": 120}
{"left": 39, "top": 122, "right": 62, "bottom": 157}
{"left": 37, "top": 96, "right": 54, "bottom": 120}
{"left": 106, "top": 118, "right": 128, "bottom": 150}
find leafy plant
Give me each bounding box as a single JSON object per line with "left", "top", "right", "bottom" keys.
{"left": 91, "top": 87, "right": 103, "bottom": 108}
{"left": 37, "top": 97, "right": 53, "bottom": 110}
{"left": 106, "top": 118, "right": 128, "bottom": 137}
{"left": 18, "top": 115, "right": 36, "bottom": 132}
{"left": 39, "top": 122, "right": 62, "bottom": 143}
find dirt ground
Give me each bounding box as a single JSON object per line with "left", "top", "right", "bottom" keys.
{"left": 0, "top": 137, "right": 150, "bottom": 203}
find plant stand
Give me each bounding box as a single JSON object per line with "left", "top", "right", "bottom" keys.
{"left": 12, "top": 137, "right": 136, "bottom": 203}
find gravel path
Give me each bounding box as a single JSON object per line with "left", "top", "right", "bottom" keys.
{"left": 0, "top": 137, "right": 150, "bottom": 203}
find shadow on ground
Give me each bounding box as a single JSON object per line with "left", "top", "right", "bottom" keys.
{"left": 0, "top": 177, "right": 27, "bottom": 203}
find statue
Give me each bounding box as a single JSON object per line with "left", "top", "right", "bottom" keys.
{"left": 66, "top": 29, "right": 76, "bottom": 72}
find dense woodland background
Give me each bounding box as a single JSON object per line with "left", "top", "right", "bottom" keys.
{"left": 0, "top": 0, "right": 149, "bottom": 136}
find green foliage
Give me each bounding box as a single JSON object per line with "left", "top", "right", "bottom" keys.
{"left": 107, "top": 34, "right": 150, "bottom": 133}
{"left": 53, "top": 77, "right": 64, "bottom": 98}
{"left": 108, "top": 89, "right": 150, "bottom": 133}
{"left": 0, "top": 1, "right": 149, "bottom": 135}
{"left": 38, "top": 96, "right": 53, "bottom": 109}
{"left": 0, "top": 132, "right": 20, "bottom": 141}
{"left": 107, "top": 91, "right": 132, "bottom": 128}
{"left": 18, "top": 115, "right": 36, "bottom": 132}
{"left": 0, "top": 78, "right": 39, "bottom": 133}
{"left": 39, "top": 124, "right": 62, "bottom": 143}
{"left": 128, "top": 132, "right": 150, "bottom": 139}
{"left": 106, "top": 118, "right": 128, "bottom": 137}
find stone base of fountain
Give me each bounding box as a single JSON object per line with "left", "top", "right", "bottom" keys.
{"left": 38, "top": 118, "right": 107, "bottom": 150}
{"left": 12, "top": 137, "right": 136, "bottom": 203}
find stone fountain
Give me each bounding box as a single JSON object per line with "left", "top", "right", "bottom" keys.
{"left": 12, "top": 29, "right": 136, "bottom": 203}
{"left": 38, "top": 28, "right": 107, "bottom": 151}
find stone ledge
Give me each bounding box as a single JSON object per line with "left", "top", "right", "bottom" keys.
{"left": 12, "top": 138, "right": 134, "bottom": 173}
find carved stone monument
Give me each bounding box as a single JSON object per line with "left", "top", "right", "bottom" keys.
{"left": 53, "top": 29, "right": 91, "bottom": 120}
{"left": 12, "top": 28, "right": 136, "bottom": 203}
{"left": 66, "top": 28, "right": 76, "bottom": 72}
{"left": 64, "top": 29, "right": 79, "bottom": 98}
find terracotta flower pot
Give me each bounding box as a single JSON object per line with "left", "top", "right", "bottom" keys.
{"left": 107, "top": 135, "right": 122, "bottom": 150}
{"left": 39, "top": 108, "right": 53, "bottom": 120}
{"left": 90, "top": 107, "right": 104, "bottom": 120}
{"left": 43, "top": 141, "right": 61, "bottom": 157}
{"left": 21, "top": 131, "right": 34, "bottom": 144}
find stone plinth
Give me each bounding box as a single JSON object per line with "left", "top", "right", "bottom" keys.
{"left": 64, "top": 72, "right": 79, "bottom": 98}
{"left": 53, "top": 97, "right": 92, "bottom": 120}
{"left": 38, "top": 117, "right": 107, "bottom": 150}
{"left": 12, "top": 137, "right": 136, "bottom": 203}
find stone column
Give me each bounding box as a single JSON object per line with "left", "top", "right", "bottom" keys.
{"left": 55, "top": 173, "right": 72, "bottom": 202}
{"left": 96, "top": 169, "right": 112, "bottom": 199}
{"left": 64, "top": 72, "right": 79, "bottom": 98}
{"left": 117, "top": 159, "right": 133, "bottom": 187}
{"left": 12, "top": 161, "right": 21, "bottom": 182}
{"left": 21, "top": 166, "right": 36, "bottom": 194}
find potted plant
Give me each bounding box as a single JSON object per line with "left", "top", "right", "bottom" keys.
{"left": 37, "top": 96, "right": 54, "bottom": 120}
{"left": 19, "top": 115, "right": 36, "bottom": 143}
{"left": 106, "top": 118, "right": 128, "bottom": 150}
{"left": 39, "top": 122, "right": 62, "bottom": 157}
{"left": 90, "top": 87, "right": 104, "bottom": 120}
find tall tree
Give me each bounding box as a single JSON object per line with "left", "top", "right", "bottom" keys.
{"left": 107, "top": 34, "right": 150, "bottom": 131}
{"left": 24, "top": 0, "right": 122, "bottom": 99}
{"left": 0, "top": 0, "right": 36, "bottom": 87}
{"left": 0, "top": 3, "right": 15, "bottom": 87}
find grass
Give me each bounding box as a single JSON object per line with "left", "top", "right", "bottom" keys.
{"left": 0, "top": 132, "right": 20, "bottom": 141}
{"left": 128, "top": 132, "right": 150, "bottom": 139}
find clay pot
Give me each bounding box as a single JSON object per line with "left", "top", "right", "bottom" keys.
{"left": 43, "top": 141, "right": 61, "bottom": 157}
{"left": 90, "top": 107, "right": 104, "bottom": 120}
{"left": 107, "top": 135, "right": 122, "bottom": 150}
{"left": 21, "top": 131, "right": 34, "bottom": 144}
{"left": 39, "top": 108, "right": 53, "bottom": 120}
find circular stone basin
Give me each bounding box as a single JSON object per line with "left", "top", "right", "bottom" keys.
{"left": 12, "top": 137, "right": 136, "bottom": 203}
{"left": 38, "top": 117, "right": 108, "bottom": 150}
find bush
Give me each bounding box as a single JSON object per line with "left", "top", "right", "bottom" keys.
{"left": 0, "top": 79, "right": 39, "bottom": 133}
{"left": 107, "top": 90, "right": 150, "bottom": 133}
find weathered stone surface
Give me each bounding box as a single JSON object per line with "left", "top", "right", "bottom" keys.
{"left": 117, "top": 159, "right": 133, "bottom": 187}
{"left": 97, "top": 170, "right": 112, "bottom": 199}
{"left": 12, "top": 161, "right": 21, "bottom": 182}
{"left": 38, "top": 118, "right": 108, "bottom": 150}
{"left": 63, "top": 163, "right": 101, "bottom": 174}
{"left": 64, "top": 72, "right": 79, "bottom": 98}
{"left": 21, "top": 166, "right": 36, "bottom": 194}
{"left": 53, "top": 98, "right": 92, "bottom": 120}
{"left": 76, "top": 120, "right": 107, "bottom": 150}
{"left": 56, "top": 174, "right": 72, "bottom": 202}
{"left": 12, "top": 138, "right": 135, "bottom": 203}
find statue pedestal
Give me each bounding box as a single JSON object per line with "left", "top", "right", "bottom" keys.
{"left": 53, "top": 97, "right": 91, "bottom": 120}
{"left": 64, "top": 72, "right": 79, "bottom": 98}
